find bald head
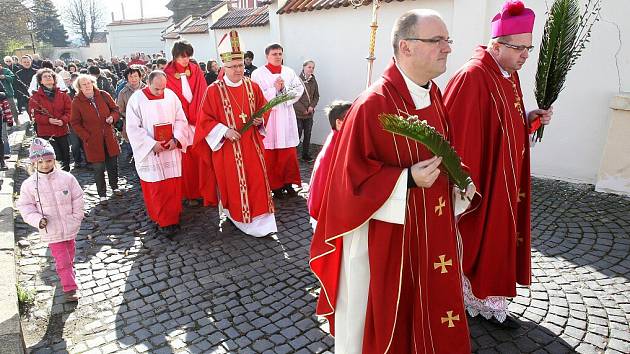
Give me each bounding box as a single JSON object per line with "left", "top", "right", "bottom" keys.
{"left": 391, "top": 9, "right": 444, "bottom": 58}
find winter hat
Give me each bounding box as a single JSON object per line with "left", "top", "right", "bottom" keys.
{"left": 491, "top": 0, "right": 536, "bottom": 38}
{"left": 29, "top": 138, "right": 56, "bottom": 162}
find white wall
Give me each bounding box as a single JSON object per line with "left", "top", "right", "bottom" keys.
{"left": 213, "top": 25, "right": 271, "bottom": 67}
{"left": 183, "top": 32, "right": 217, "bottom": 63}
{"left": 206, "top": 0, "right": 629, "bottom": 184}
{"left": 108, "top": 20, "right": 172, "bottom": 57}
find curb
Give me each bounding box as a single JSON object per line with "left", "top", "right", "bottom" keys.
{"left": 0, "top": 122, "right": 28, "bottom": 354}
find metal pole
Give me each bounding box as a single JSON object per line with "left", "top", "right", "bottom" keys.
{"left": 30, "top": 33, "right": 36, "bottom": 54}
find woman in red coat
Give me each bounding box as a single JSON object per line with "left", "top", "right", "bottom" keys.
{"left": 70, "top": 74, "right": 121, "bottom": 202}
{"left": 29, "top": 68, "right": 72, "bottom": 171}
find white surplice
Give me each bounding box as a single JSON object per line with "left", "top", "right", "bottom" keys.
{"left": 251, "top": 65, "right": 304, "bottom": 149}
{"left": 125, "top": 88, "right": 193, "bottom": 182}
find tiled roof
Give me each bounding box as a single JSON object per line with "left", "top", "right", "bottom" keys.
{"left": 162, "top": 15, "right": 196, "bottom": 40}
{"left": 201, "top": 1, "right": 228, "bottom": 17}
{"left": 108, "top": 16, "right": 171, "bottom": 26}
{"left": 180, "top": 17, "right": 209, "bottom": 34}
{"left": 278, "top": 0, "right": 404, "bottom": 14}
{"left": 211, "top": 6, "right": 269, "bottom": 29}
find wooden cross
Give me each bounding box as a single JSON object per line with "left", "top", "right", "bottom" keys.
{"left": 433, "top": 255, "right": 453, "bottom": 274}
{"left": 441, "top": 311, "right": 460, "bottom": 328}
{"left": 517, "top": 189, "right": 525, "bottom": 203}
{"left": 434, "top": 196, "right": 446, "bottom": 216}
{"left": 239, "top": 112, "right": 248, "bottom": 124}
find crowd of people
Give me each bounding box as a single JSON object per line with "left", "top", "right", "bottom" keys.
{"left": 9, "top": 0, "right": 558, "bottom": 352}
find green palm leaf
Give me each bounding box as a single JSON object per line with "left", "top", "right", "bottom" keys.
{"left": 239, "top": 93, "right": 296, "bottom": 134}
{"left": 379, "top": 113, "right": 472, "bottom": 191}
{"left": 534, "top": 0, "right": 601, "bottom": 141}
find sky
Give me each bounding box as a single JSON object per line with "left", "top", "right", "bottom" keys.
{"left": 53, "top": 0, "right": 173, "bottom": 24}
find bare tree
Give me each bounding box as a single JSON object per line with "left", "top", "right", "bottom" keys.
{"left": 64, "top": 0, "right": 105, "bottom": 45}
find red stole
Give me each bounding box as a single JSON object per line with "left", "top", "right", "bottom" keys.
{"left": 443, "top": 46, "right": 532, "bottom": 299}
{"left": 142, "top": 87, "right": 164, "bottom": 100}
{"left": 310, "top": 59, "right": 470, "bottom": 353}
{"left": 163, "top": 61, "right": 207, "bottom": 125}
{"left": 265, "top": 63, "right": 282, "bottom": 74}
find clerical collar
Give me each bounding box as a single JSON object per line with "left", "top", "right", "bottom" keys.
{"left": 223, "top": 75, "right": 243, "bottom": 87}
{"left": 142, "top": 87, "right": 164, "bottom": 100}
{"left": 396, "top": 63, "right": 432, "bottom": 110}
{"left": 487, "top": 50, "right": 511, "bottom": 78}
{"left": 265, "top": 63, "right": 282, "bottom": 74}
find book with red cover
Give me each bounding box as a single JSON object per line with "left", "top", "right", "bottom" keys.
{"left": 154, "top": 122, "right": 173, "bottom": 142}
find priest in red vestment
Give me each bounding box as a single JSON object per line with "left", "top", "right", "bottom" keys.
{"left": 164, "top": 40, "right": 208, "bottom": 205}
{"left": 310, "top": 10, "right": 474, "bottom": 353}
{"left": 193, "top": 30, "right": 277, "bottom": 237}
{"left": 443, "top": 0, "right": 553, "bottom": 328}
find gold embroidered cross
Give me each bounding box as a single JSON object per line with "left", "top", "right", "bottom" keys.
{"left": 434, "top": 196, "right": 446, "bottom": 216}
{"left": 433, "top": 255, "right": 453, "bottom": 274}
{"left": 517, "top": 189, "right": 525, "bottom": 203}
{"left": 239, "top": 112, "right": 248, "bottom": 124}
{"left": 441, "top": 311, "right": 460, "bottom": 328}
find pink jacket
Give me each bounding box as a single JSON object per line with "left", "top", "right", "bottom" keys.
{"left": 16, "top": 168, "right": 84, "bottom": 244}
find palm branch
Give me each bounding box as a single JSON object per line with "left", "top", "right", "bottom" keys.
{"left": 239, "top": 93, "right": 296, "bottom": 134}
{"left": 534, "top": 0, "right": 601, "bottom": 141}
{"left": 379, "top": 113, "right": 472, "bottom": 191}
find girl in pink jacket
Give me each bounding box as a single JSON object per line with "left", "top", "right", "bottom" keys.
{"left": 16, "top": 138, "right": 84, "bottom": 302}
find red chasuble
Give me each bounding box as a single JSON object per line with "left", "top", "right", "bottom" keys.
{"left": 443, "top": 46, "right": 532, "bottom": 300}
{"left": 310, "top": 59, "right": 470, "bottom": 353}
{"left": 164, "top": 61, "right": 208, "bottom": 200}
{"left": 193, "top": 78, "right": 274, "bottom": 223}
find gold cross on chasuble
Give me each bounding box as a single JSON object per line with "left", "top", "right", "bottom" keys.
{"left": 434, "top": 196, "right": 446, "bottom": 216}
{"left": 239, "top": 112, "right": 247, "bottom": 124}
{"left": 441, "top": 311, "right": 460, "bottom": 328}
{"left": 433, "top": 255, "right": 453, "bottom": 274}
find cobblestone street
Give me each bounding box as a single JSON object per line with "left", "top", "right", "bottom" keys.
{"left": 12, "top": 130, "right": 630, "bottom": 354}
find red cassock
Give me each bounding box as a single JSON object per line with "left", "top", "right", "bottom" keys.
{"left": 164, "top": 61, "right": 208, "bottom": 200}
{"left": 310, "top": 60, "right": 470, "bottom": 353}
{"left": 443, "top": 46, "right": 532, "bottom": 299}
{"left": 193, "top": 78, "right": 274, "bottom": 223}
{"left": 307, "top": 131, "right": 338, "bottom": 220}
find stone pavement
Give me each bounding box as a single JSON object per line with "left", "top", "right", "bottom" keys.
{"left": 11, "top": 129, "right": 630, "bottom": 353}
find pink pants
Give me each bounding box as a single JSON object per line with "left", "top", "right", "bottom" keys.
{"left": 48, "top": 240, "right": 77, "bottom": 292}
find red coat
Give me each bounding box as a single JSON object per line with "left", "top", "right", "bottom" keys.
{"left": 70, "top": 88, "right": 121, "bottom": 163}
{"left": 29, "top": 87, "right": 71, "bottom": 137}
{"left": 310, "top": 59, "right": 470, "bottom": 353}
{"left": 443, "top": 46, "right": 532, "bottom": 299}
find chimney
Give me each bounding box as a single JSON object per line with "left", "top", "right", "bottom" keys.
{"left": 140, "top": 0, "right": 144, "bottom": 19}
{"left": 111, "top": 12, "right": 115, "bottom": 22}
{"left": 121, "top": 2, "right": 126, "bottom": 20}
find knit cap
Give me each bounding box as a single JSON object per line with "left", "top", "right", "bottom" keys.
{"left": 29, "top": 138, "right": 56, "bottom": 162}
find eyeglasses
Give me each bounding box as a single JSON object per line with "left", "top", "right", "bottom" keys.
{"left": 497, "top": 42, "right": 535, "bottom": 53}
{"left": 224, "top": 64, "right": 244, "bottom": 69}
{"left": 404, "top": 37, "right": 453, "bottom": 45}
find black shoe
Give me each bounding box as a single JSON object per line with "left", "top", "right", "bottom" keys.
{"left": 488, "top": 315, "right": 521, "bottom": 329}
{"left": 272, "top": 189, "right": 285, "bottom": 199}
{"left": 283, "top": 184, "right": 297, "bottom": 197}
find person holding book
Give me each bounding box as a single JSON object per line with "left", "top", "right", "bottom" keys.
{"left": 125, "top": 70, "right": 193, "bottom": 238}
{"left": 443, "top": 0, "right": 552, "bottom": 329}
{"left": 193, "top": 30, "right": 277, "bottom": 238}
{"left": 309, "top": 10, "right": 473, "bottom": 353}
